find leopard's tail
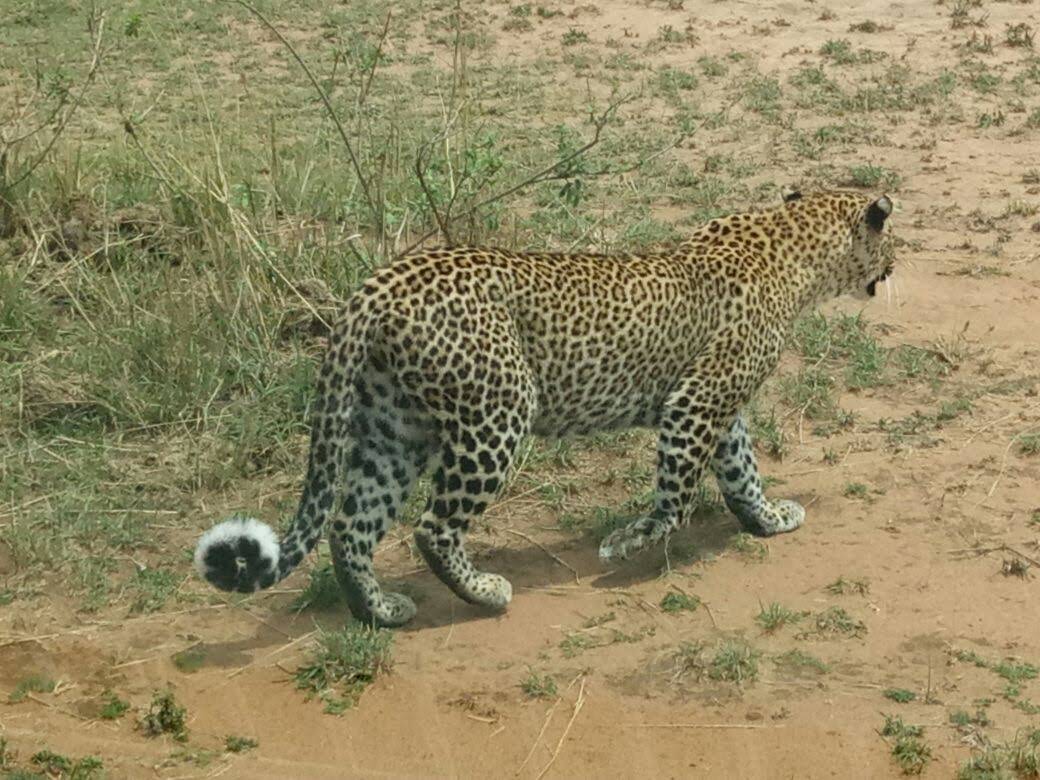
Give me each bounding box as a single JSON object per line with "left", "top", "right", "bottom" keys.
{"left": 193, "top": 299, "right": 374, "bottom": 593}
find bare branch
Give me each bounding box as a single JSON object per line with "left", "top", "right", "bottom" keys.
{"left": 414, "top": 144, "right": 454, "bottom": 245}
{"left": 233, "top": 0, "right": 381, "bottom": 239}
{"left": 357, "top": 11, "right": 393, "bottom": 108}
{"left": 4, "top": 7, "right": 106, "bottom": 192}
{"left": 394, "top": 95, "right": 639, "bottom": 259}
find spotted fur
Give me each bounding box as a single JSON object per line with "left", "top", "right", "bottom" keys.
{"left": 194, "top": 189, "right": 896, "bottom": 627}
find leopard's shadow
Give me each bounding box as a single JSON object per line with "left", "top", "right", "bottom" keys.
{"left": 389, "top": 510, "right": 744, "bottom": 632}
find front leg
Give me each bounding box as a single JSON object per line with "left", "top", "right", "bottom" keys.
{"left": 599, "top": 397, "right": 718, "bottom": 562}
{"left": 712, "top": 412, "right": 804, "bottom": 536}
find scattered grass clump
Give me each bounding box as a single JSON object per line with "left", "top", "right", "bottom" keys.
{"left": 561, "top": 28, "right": 589, "bottom": 46}
{"left": 128, "top": 567, "right": 180, "bottom": 614}
{"left": 950, "top": 707, "right": 991, "bottom": 728}
{"left": 994, "top": 660, "right": 1039, "bottom": 685}
{"left": 892, "top": 735, "right": 932, "bottom": 775}
{"left": 291, "top": 562, "right": 343, "bottom": 612}
{"left": 755, "top": 602, "right": 803, "bottom": 632}
{"left": 139, "top": 690, "right": 188, "bottom": 741}
{"left": 673, "top": 639, "right": 760, "bottom": 684}
{"left": 807, "top": 606, "right": 867, "bottom": 638}
{"left": 881, "top": 715, "right": 931, "bottom": 775}
{"left": 8, "top": 674, "right": 55, "bottom": 703}
{"left": 957, "top": 730, "right": 1040, "bottom": 779}
{"left": 99, "top": 691, "right": 130, "bottom": 720}
{"left": 884, "top": 688, "right": 917, "bottom": 704}
{"left": 845, "top": 163, "right": 902, "bottom": 190}
{"left": 1006, "top": 23, "right": 1035, "bottom": 49}
{"left": 779, "top": 368, "right": 835, "bottom": 419}
{"left": 774, "top": 649, "right": 830, "bottom": 675}
{"left": 28, "top": 750, "right": 102, "bottom": 777}
{"left": 729, "top": 532, "right": 768, "bottom": 561}
{"left": 660, "top": 591, "right": 701, "bottom": 614}
{"left": 825, "top": 576, "right": 871, "bottom": 596}
{"left": 709, "top": 640, "right": 760, "bottom": 683}
{"left": 843, "top": 482, "right": 870, "bottom": 500}
{"left": 295, "top": 624, "right": 393, "bottom": 714}
{"left": 1016, "top": 434, "right": 1040, "bottom": 456}
{"left": 172, "top": 646, "right": 207, "bottom": 674}
{"left": 224, "top": 735, "right": 259, "bottom": 753}
{"left": 520, "top": 672, "right": 558, "bottom": 699}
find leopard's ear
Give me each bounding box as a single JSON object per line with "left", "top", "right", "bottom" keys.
{"left": 781, "top": 186, "right": 802, "bottom": 203}
{"left": 866, "top": 195, "right": 893, "bottom": 231}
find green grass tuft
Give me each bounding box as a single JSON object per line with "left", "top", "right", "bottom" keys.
{"left": 225, "top": 735, "right": 259, "bottom": 753}
{"left": 139, "top": 690, "right": 188, "bottom": 741}
{"left": 8, "top": 674, "right": 55, "bottom": 703}
{"left": 295, "top": 624, "right": 394, "bottom": 714}
{"left": 884, "top": 688, "right": 917, "bottom": 704}
{"left": 755, "top": 602, "right": 803, "bottom": 632}
{"left": 660, "top": 592, "right": 701, "bottom": 614}
{"left": 520, "top": 672, "right": 558, "bottom": 699}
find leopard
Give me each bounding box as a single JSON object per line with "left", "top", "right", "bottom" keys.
{"left": 194, "top": 188, "right": 896, "bottom": 628}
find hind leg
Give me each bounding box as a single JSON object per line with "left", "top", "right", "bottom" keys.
{"left": 711, "top": 413, "right": 804, "bottom": 537}
{"left": 413, "top": 402, "right": 532, "bottom": 610}
{"left": 329, "top": 373, "right": 434, "bottom": 627}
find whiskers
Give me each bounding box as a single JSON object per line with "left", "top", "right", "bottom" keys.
{"left": 882, "top": 275, "right": 902, "bottom": 308}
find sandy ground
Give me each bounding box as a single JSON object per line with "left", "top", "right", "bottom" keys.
{"left": 3, "top": 0, "right": 1040, "bottom": 778}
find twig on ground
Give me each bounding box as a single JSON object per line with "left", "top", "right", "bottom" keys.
{"left": 536, "top": 675, "right": 587, "bottom": 780}
{"left": 505, "top": 529, "right": 580, "bottom": 583}
{"left": 628, "top": 722, "right": 776, "bottom": 729}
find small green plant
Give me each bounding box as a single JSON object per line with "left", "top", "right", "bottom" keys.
{"left": 810, "top": 606, "right": 867, "bottom": 637}
{"left": 848, "top": 21, "right": 890, "bottom": 34}
{"left": 225, "top": 735, "right": 259, "bottom": 753}
{"left": 698, "top": 56, "right": 727, "bottom": 77}
{"left": 708, "top": 640, "right": 760, "bottom": 683}
{"left": 559, "top": 632, "right": 593, "bottom": 658}
{"left": 994, "top": 659, "right": 1039, "bottom": 684}
{"left": 729, "top": 532, "right": 768, "bottom": 561}
{"left": 843, "top": 482, "right": 869, "bottom": 500}
{"left": 825, "top": 576, "right": 870, "bottom": 596}
{"left": 9, "top": 674, "right": 55, "bottom": 703}
{"left": 31, "top": 749, "right": 71, "bottom": 775}
{"left": 957, "top": 730, "right": 1040, "bottom": 779}
{"left": 139, "top": 690, "right": 188, "bottom": 741}
{"left": 1016, "top": 434, "right": 1040, "bottom": 456}
{"left": 291, "top": 562, "right": 343, "bottom": 612}
{"left": 952, "top": 648, "right": 990, "bottom": 668}
{"left": 779, "top": 368, "right": 835, "bottom": 419}
{"left": 520, "top": 672, "right": 558, "bottom": 699}
{"left": 99, "top": 691, "right": 130, "bottom": 720}
{"left": 755, "top": 602, "right": 803, "bottom": 632}
{"left": 884, "top": 688, "right": 917, "bottom": 704}
{"left": 583, "top": 611, "right": 617, "bottom": 629}
{"left": 172, "top": 645, "right": 206, "bottom": 674}
{"left": 774, "top": 649, "right": 829, "bottom": 675}
{"left": 820, "top": 39, "right": 856, "bottom": 64}
{"left": 128, "top": 566, "right": 180, "bottom": 614}
{"left": 660, "top": 591, "right": 700, "bottom": 614}
{"left": 1006, "top": 23, "right": 1035, "bottom": 49}
{"left": 846, "top": 163, "right": 900, "bottom": 189}
{"left": 892, "top": 735, "right": 931, "bottom": 775}
{"left": 881, "top": 716, "right": 930, "bottom": 775}
{"left": 949, "top": 707, "right": 991, "bottom": 728}
{"left": 561, "top": 28, "right": 589, "bottom": 46}
{"left": 295, "top": 624, "right": 393, "bottom": 714}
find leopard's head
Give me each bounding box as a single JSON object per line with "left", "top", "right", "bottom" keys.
{"left": 848, "top": 195, "right": 895, "bottom": 300}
